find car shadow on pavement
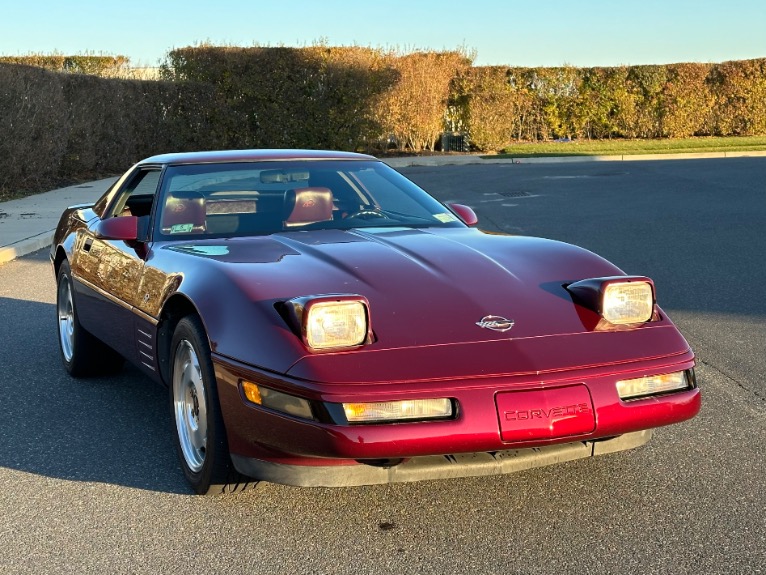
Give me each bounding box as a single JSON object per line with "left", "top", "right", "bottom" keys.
{"left": 0, "top": 296, "right": 192, "bottom": 494}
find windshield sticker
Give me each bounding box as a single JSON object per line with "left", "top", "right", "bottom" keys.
{"left": 434, "top": 213, "right": 458, "bottom": 223}
{"left": 169, "top": 223, "right": 195, "bottom": 234}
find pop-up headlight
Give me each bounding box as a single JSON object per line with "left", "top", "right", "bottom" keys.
{"left": 283, "top": 294, "right": 372, "bottom": 351}
{"left": 602, "top": 281, "right": 654, "bottom": 324}
{"left": 567, "top": 276, "right": 655, "bottom": 326}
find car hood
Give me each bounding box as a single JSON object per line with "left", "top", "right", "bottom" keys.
{"left": 165, "top": 227, "right": 689, "bottom": 381}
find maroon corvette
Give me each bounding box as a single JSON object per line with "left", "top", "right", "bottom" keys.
{"left": 51, "top": 149, "right": 700, "bottom": 494}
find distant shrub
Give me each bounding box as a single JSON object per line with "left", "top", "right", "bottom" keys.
{"left": 0, "top": 64, "right": 68, "bottom": 193}
{"left": 0, "top": 53, "right": 130, "bottom": 77}
{"left": 0, "top": 62, "right": 217, "bottom": 197}
{"left": 378, "top": 51, "right": 470, "bottom": 151}
{"left": 574, "top": 67, "right": 630, "bottom": 140}
{"left": 661, "top": 63, "right": 713, "bottom": 137}
{"left": 455, "top": 67, "right": 526, "bottom": 151}
{"left": 709, "top": 59, "right": 766, "bottom": 136}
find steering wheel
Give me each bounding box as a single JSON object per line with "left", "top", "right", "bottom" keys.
{"left": 346, "top": 208, "right": 391, "bottom": 220}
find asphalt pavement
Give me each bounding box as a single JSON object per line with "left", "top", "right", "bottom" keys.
{"left": 2, "top": 157, "right": 764, "bottom": 574}
{"left": 3, "top": 150, "right": 766, "bottom": 265}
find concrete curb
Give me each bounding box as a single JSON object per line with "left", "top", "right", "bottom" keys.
{"left": 0, "top": 231, "right": 54, "bottom": 265}
{"left": 384, "top": 149, "right": 766, "bottom": 168}
{"left": 0, "top": 177, "right": 116, "bottom": 266}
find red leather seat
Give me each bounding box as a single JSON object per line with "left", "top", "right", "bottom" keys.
{"left": 284, "top": 187, "right": 333, "bottom": 227}
{"left": 161, "top": 191, "right": 206, "bottom": 234}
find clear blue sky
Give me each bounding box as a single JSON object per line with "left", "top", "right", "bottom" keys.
{"left": 1, "top": 0, "right": 764, "bottom": 68}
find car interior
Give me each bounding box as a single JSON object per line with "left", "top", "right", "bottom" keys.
{"left": 107, "top": 162, "right": 455, "bottom": 241}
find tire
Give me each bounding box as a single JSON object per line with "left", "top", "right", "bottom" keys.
{"left": 170, "top": 315, "right": 247, "bottom": 494}
{"left": 56, "top": 260, "right": 125, "bottom": 377}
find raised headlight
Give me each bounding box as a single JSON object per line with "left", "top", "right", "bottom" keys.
{"left": 602, "top": 281, "right": 654, "bottom": 324}
{"left": 567, "top": 276, "right": 655, "bottom": 326}
{"left": 284, "top": 294, "right": 372, "bottom": 350}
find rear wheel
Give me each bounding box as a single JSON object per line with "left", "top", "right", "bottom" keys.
{"left": 170, "top": 315, "right": 248, "bottom": 494}
{"left": 56, "top": 260, "right": 124, "bottom": 377}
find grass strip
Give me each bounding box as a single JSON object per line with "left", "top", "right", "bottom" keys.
{"left": 489, "top": 136, "right": 766, "bottom": 158}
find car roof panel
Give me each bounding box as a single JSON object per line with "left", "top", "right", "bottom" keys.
{"left": 141, "top": 149, "right": 377, "bottom": 166}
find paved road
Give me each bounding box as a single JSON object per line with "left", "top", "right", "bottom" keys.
{"left": 1, "top": 158, "right": 764, "bottom": 574}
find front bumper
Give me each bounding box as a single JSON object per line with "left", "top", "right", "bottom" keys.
{"left": 230, "top": 430, "right": 652, "bottom": 487}
{"left": 213, "top": 349, "right": 700, "bottom": 485}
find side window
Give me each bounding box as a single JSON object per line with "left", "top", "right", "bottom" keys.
{"left": 109, "top": 169, "right": 162, "bottom": 219}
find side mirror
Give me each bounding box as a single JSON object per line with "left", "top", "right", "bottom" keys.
{"left": 94, "top": 216, "right": 139, "bottom": 241}
{"left": 448, "top": 203, "right": 478, "bottom": 226}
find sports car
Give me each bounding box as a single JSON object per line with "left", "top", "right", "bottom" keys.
{"left": 51, "top": 149, "right": 701, "bottom": 494}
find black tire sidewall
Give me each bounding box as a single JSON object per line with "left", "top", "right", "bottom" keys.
{"left": 56, "top": 261, "right": 83, "bottom": 375}
{"left": 170, "top": 315, "right": 232, "bottom": 494}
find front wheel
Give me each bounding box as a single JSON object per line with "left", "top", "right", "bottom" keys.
{"left": 170, "top": 315, "right": 246, "bottom": 494}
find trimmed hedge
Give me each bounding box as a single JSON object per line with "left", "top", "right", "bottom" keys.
{"left": 161, "top": 46, "right": 396, "bottom": 151}
{"left": 3, "top": 49, "right": 766, "bottom": 197}
{"left": 0, "top": 63, "right": 68, "bottom": 194}
{"left": 380, "top": 51, "right": 470, "bottom": 151}
{"left": 0, "top": 62, "right": 217, "bottom": 197}
{"left": 710, "top": 59, "right": 766, "bottom": 136}
{"left": 0, "top": 54, "right": 130, "bottom": 77}
{"left": 461, "top": 59, "right": 766, "bottom": 151}
{"left": 161, "top": 46, "right": 468, "bottom": 152}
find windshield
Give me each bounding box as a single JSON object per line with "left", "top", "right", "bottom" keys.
{"left": 154, "top": 160, "right": 463, "bottom": 240}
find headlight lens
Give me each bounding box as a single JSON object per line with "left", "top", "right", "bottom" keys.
{"left": 306, "top": 300, "right": 368, "bottom": 350}
{"left": 342, "top": 398, "right": 453, "bottom": 423}
{"left": 602, "top": 281, "right": 654, "bottom": 324}
{"left": 616, "top": 371, "right": 690, "bottom": 400}
{"left": 284, "top": 295, "right": 371, "bottom": 351}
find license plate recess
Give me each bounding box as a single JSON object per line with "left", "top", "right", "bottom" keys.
{"left": 496, "top": 385, "right": 595, "bottom": 442}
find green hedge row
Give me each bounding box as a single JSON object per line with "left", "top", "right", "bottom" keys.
{"left": 459, "top": 60, "right": 766, "bottom": 150}
{"left": 0, "top": 62, "right": 217, "bottom": 197}
{"left": 2, "top": 49, "right": 766, "bottom": 197}
{"left": 0, "top": 54, "right": 130, "bottom": 76}
{"left": 162, "top": 49, "right": 765, "bottom": 152}
{"left": 161, "top": 46, "right": 468, "bottom": 152}
{"left": 1, "top": 47, "right": 469, "bottom": 196}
